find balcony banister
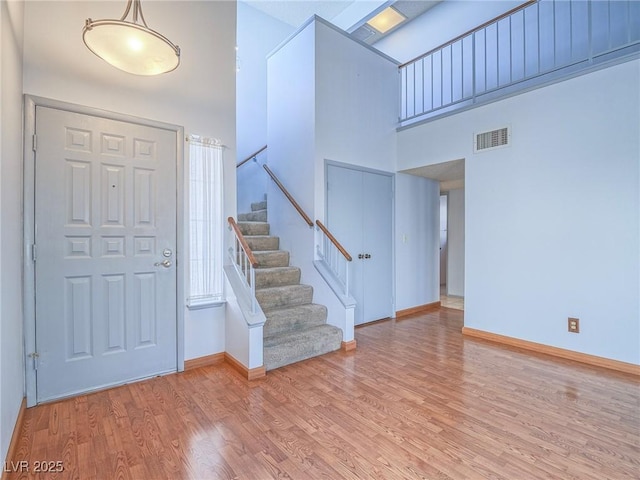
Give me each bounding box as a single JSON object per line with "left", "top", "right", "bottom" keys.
{"left": 398, "top": 0, "right": 640, "bottom": 124}
{"left": 398, "top": 0, "right": 537, "bottom": 69}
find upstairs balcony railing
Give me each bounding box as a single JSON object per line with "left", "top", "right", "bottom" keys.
{"left": 399, "top": 0, "right": 640, "bottom": 124}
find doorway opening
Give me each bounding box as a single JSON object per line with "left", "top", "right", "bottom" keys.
{"left": 440, "top": 189, "right": 464, "bottom": 310}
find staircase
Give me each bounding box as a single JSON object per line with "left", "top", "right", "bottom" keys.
{"left": 237, "top": 200, "right": 343, "bottom": 370}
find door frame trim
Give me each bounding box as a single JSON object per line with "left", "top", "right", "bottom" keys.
{"left": 323, "top": 159, "right": 396, "bottom": 323}
{"left": 23, "top": 95, "right": 185, "bottom": 407}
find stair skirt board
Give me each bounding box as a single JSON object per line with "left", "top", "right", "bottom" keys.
{"left": 236, "top": 202, "right": 344, "bottom": 371}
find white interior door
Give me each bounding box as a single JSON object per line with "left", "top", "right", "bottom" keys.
{"left": 361, "top": 171, "right": 393, "bottom": 323}
{"left": 34, "top": 106, "right": 178, "bottom": 403}
{"left": 327, "top": 164, "right": 393, "bottom": 325}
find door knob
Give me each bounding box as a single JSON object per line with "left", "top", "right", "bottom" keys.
{"left": 155, "top": 259, "right": 172, "bottom": 268}
{"left": 364, "top": 254, "right": 371, "bottom": 259}
{"left": 358, "top": 254, "right": 364, "bottom": 259}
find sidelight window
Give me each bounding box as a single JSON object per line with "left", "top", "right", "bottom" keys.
{"left": 187, "top": 135, "right": 224, "bottom": 309}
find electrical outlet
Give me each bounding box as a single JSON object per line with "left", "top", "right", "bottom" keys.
{"left": 568, "top": 317, "right": 580, "bottom": 333}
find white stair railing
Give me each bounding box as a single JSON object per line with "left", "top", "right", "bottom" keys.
{"left": 315, "top": 220, "right": 352, "bottom": 296}
{"left": 227, "top": 217, "right": 258, "bottom": 314}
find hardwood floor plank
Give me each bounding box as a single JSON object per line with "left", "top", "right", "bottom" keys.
{"left": 5, "top": 309, "right": 639, "bottom": 479}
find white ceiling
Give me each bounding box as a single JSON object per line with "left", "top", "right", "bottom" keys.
{"left": 400, "top": 159, "right": 465, "bottom": 192}
{"left": 244, "top": 0, "right": 358, "bottom": 27}
{"left": 244, "top": 0, "right": 443, "bottom": 44}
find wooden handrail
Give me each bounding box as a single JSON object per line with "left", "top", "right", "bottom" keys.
{"left": 236, "top": 145, "right": 267, "bottom": 169}
{"left": 228, "top": 217, "right": 258, "bottom": 267}
{"left": 398, "top": 0, "right": 537, "bottom": 69}
{"left": 316, "top": 220, "right": 352, "bottom": 262}
{"left": 262, "top": 165, "right": 314, "bottom": 227}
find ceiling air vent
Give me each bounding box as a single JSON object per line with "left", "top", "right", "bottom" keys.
{"left": 474, "top": 127, "right": 510, "bottom": 153}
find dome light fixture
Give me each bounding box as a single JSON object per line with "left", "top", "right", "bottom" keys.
{"left": 83, "top": 0, "right": 180, "bottom": 76}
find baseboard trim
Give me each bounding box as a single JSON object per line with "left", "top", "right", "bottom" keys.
{"left": 224, "top": 353, "right": 266, "bottom": 380}
{"left": 2, "top": 398, "right": 26, "bottom": 480}
{"left": 396, "top": 301, "right": 441, "bottom": 318}
{"left": 462, "top": 327, "right": 640, "bottom": 377}
{"left": 341, "top": 340, "right": 357, "bottom": 352}
{"left": 184, "top": 352, "right": 225, "bottom": 371}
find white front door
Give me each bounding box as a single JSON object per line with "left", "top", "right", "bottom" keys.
{"left": 327, "top": 163, "right": 393, "bottom": 325}
{"left": 34, "top": 106, "right": 178, "bottom": 403}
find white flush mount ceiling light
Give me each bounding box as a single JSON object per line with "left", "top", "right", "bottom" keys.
{"left": 83, "top": 0, "right": 180, "bottom": 76}
{"left": 366, "top": 6, "right": 407, "bottom": 34}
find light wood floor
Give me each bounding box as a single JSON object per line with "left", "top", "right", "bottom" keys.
{"left": 7, "top": 309, "right": 639, "bottom": 479}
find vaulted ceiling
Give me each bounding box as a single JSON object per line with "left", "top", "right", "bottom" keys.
{"left": 245, "top": 0, "right": 442, "bottom": 44}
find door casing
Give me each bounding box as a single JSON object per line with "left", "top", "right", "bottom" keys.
{"left": 23, "top": 95, "right": 185, "bottom": 407}
{"left": 324, "top": 159, "right": 396, "bottom": 324}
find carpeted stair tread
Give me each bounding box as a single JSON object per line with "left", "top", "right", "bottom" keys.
{"left": 238, "top": 221, "right": 270, "bottom": 236}
{"left": 253, "top": 250, "right": 290, "bottom": 268}
{"left": 251, "top": 200, "right": 267, "bottom": 211}
{"left": 255, "top": 266, "right": 300, "bottom": 288}
{"left": 256, "top": 284, "right": 313, "bottom": 310}
{"left": 238, "top": 209, "right": 267, "bottom": 222}
{"left": 264, "top": 303, "right": 328, "bottom": 337}
{"left": 263, "top": 324, "right": 343, "bottom": 371}
{"left": 245, "top": 235, "right": 279, "bottom": 252}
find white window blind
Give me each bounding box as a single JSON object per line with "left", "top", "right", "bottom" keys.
{"left": 187, "top": 135, "right": 224, "bottom": 309}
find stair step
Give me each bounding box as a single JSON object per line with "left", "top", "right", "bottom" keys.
{"left": 264, "top": 324, "right": 343, "bottom": 371}
{"left": 264, "top": 304, "right": 327, "bottom": 338}
{"left": 251, "top": 200, "right": 267, "bottom": 212}
{"left": 235, "top": 209, "right": 344, "bottom": 371}
{"left": 238, "top": 221, "right": 270, "bottom": 236}
{"left": 255, "top": 266, "right": 300, "bottom": 289}
{"left": 245, "top": 235, "right": 279, "bottom": 252}
{"left": 256, "top": 284, "right": 313, "bottom": 310}
{"left": 253, "top": 250, "right": 289, "bottom": 268}
{"left": 239, "top": 209, "right": 267, "bottom": 222}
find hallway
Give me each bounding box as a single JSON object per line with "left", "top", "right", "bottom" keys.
{"left": 441, "top": 286, "right": 464, "bottom": 310}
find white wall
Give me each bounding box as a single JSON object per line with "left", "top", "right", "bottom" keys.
{"left": 236, "top": 2, "right": 293, "bottom": 213}
{"left": 397, "top": 59, "right": 640, "bottom": 365}
{"left": 1, "top": 0, "right": 25, "bottom": 463}
{"left": 447, "top": 188, "right": 465, "bottom": 297}
{"left": 314, "top": 19, "right": 398, "bottom": 212}
{"left": 374, "top": 0, "right": 526, "bottom": 63}
{"left": 23, "top": 1, "right": 237, "bottom": 361}
{"left": 395, "top": 174, "right": 440, "bottom": 311}
{"left": 266, "top": 20, "right": 316, "bottom": 268}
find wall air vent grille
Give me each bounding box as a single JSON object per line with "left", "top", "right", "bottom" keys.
{"left": 474, "top": 127, "right": 510, "bottom": 153}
